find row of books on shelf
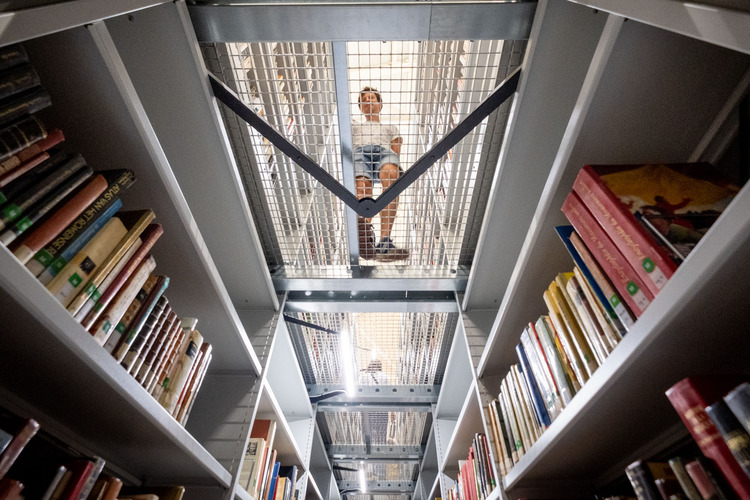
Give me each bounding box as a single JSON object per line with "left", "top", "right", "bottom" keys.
{"left": 0, "top": 409, "right": 186, "bottom": 500}
{"left": 485, "top": 160, "right": 740, "bottom": 479}
{"left": 240, "top": 420, "right": 299, "bottom": 500}
{"left": 0, "top": 44, "right": 213, "bottom": 424}
{"left": 444, "top": 434, "right": 497, "bottom": 500}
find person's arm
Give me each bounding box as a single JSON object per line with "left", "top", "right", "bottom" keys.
{"left": 390, "top": 136, "right": 402, "bottom": 155}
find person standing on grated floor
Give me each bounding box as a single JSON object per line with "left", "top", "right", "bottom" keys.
{"left": 353, "top": 86, "right": 406, "bottom": 260}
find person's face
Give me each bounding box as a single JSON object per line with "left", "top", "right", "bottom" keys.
{"left": 360, "top": 92, "right": 382, "bottom": 116}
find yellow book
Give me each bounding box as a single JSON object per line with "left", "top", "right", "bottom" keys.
{"left": 66, "top": 209, "right": 155, "bottom": 316}
{"left": 573, "top": 265, "right": 622, "bottom": 349}
{"left": 543, "top": 288, "right": 588, "bottom": 387}
{"left": 550, "top": 276, "right": 599, "bottom": 378}
{"left": 46, "top": 217, "right": 127, "bottom": 308}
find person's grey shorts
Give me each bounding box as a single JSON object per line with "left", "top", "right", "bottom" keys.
{"left": 354, "top": 145, "right": 401, "bottom": 181}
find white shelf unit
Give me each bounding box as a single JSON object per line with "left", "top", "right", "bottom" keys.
{"left": 0, "top": 2, "right": 314, "bottom": 500}
{"left": 470, "top": 1, "right": 750, "bottom": 498}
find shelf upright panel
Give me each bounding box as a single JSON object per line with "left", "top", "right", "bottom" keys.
{"left": 104, "top": 1, "right": 277, "bottom": 320}
{"left": 465, "top": 0, "right": 608, "bottom": 316}
{"left": 434, "top": 319, "right": 473, "bottom": 420}
{"left": 256, "top": 379, "right": 308, "bottom": 471}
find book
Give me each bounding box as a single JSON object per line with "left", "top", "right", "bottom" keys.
{"left": 0, "top": 115, "right": 47, "bottom": 164}
{"left": 278, "top": 465, "right": 298, "bottom": 500}
{"left": 0, "top": 418, "right": 39, "bottom": 480}
{"left": 46, "top": 216, "right": 128, "bottom": 308}
{"left": 151, "top": 319, "right": 194, "bottom": 399}
{"left": 506, "top": 365, "right": 536, "bottom": 448}
{"left": 251, "top": 420, "right": 278, "bottom": 499}
{"left": 239, "top": 437, "right": 266, "bottom": 493}
{"left": 0, "top": 86, "right": 51, "bottom": 129}
{"left": 0, "top": 64, "right": 41, "bottom": 102}
{"left": 158, "top": 328, "right": 203, "bottom": 413}
{"left": 565, "top": 272, "right": 613, "bottom": 363}
{"left": 562, "top": 191, "right": 653, "bottom": 317}
{"left": 578, "top": 163, "right": 738, "bottom": 285}
{"left": 102, "top": 273, "right": 159, "bottom": 354}
{"left": 543, "top": 287, "right": 587, "bottom": 388}
{"left": 512, "top": 363, "right": 543, "bottom": 442}
{"left": 500, "top": 378, "right": 523, "bottom": 459}
{"left": 13, "top": 173, "right": 108, "bottom": 265}
{"left": 705, "top": 399, "right": 750, "bottom": 478}
{"left": 56, "top": 459, "right": 95, "bottom": 500}
{"left": 568, "top": 229, "right": 635, "bottom": 331}
{"left": 66, "top": 209, "right": 155, "bottom": 316}
{"left": 0, "top": 154, "right": 87, "bottom": 232}
{"left": 488, "top": 399, "right": 511, "bottom": 474}
{"left": 0, "top": 150, "right": 68, "bottom": 210}
{"left": 0, "top": 128, "right": 63, "bottom": 181}
{"left": 665, "top": 376, "right": 750, "bottom": 497}
{"left": 173, "top": 342, "right": 212, "bottom": 420}
{"left": 80, "top": 223, "right": 162, "bottom": 329}
{"left": 573, "top": 265, "right": 622, "bottom": 349}
{"left": 685, "top": 457, "right": 732, "bottom": 500}
{"left": 552, "top": 274, "right": 600, "bottom": 377}
{"left": 521, "top": 322, "right": 563, "bottom": 416}
{"left": 136, "top": 308, "right": 177, "bottom": 386}
{"left": 724, "top": 382, "right": 750, "bottom": 434}
{"left": 0, "top": 164, "right": 93, "bottom": 246}
{"left": 532, "top": 317, "right": 574, "bottom": 408}
{"left": 75, "top": 456, "right": 104, "bottom": 500}
{"left": 273, "top": 477, "right": 287, "bottom": 500}
{"left": 39, "top": 465, "right": 67, "bottom": 500}
{"left": 515, "top": 340, "right": 552, "bottom": 428}
{"left": 0, "top": 44, "right": 28, "bottom": 71}
{"left": 0, "top": 430, "right": 9, "bottom": 456}
{"left": 668, "top": 456, "right": 703, "bottom": 500}
{"left": 112, "top": 275, "right": 169, "bottom": 363}
{"left": 265, "top": 462, "right": 281, "bottom": 500}
{"left": 90, "top": 255, "right": 156, "bottom": 346}
{"left": 0, "top": 478, "right": 23, "bottom": 500}
{"left": 625, "top": 460, "right": 664, "bottom": 500}
{"left": 27, "top": 168, "right": 135, "bottom": 278}
{"left": 123, "top": 295, "right": 169, "bottom": 375}
{"left": 146, "top": 319, "right": 185, "bottom": 394}
{"left": 118, "top": 486, "right": 184, "bottom": 500}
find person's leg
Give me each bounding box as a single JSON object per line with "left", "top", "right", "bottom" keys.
{"left": 355, "top": 175, "right": 376, "bottom": 257}
{"left": 378, "top": 163, "right": 400, "bottom": 242}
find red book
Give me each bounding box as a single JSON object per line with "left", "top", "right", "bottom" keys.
{"left": 0, "top": 418, "right": 39, "bottom": 480}
{"left": 0, "top": 128, "right": 64, "bottom": 181}
{"left": 573, "top": 164, "right": 679, "bottom": 296}
{"left": 0, "top": 477, "right": 23, "bottom": 500}
{"left": 666, "top": 376, "right": 750, "bottom": 498}
{"left": 0, "top": 152, "right": 49, "bottom": 189}
{"left": 13, "top": 174, "right": 108, "bottom": 265}
{"left": 58, "top": 459, "right": 95, "bottom": 500}
{"left": 81, "top": 224, "right": 163, "bottom": 331}
{"left": 562, "top": 191, "right": 653, "bottom": 317}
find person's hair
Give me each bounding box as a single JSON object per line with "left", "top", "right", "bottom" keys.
{"left": 359, "top": 86, "right": 382, "bottom": 107}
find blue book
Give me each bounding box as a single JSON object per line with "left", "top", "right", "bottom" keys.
{"left": 266, "top": 461, "right": 281, "bottom": 500}
{"left": 515, "top": 342, "right": 552, "bottom": 428}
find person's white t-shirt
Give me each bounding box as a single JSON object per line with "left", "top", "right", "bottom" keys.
{"left": 352, "top": 121, "right": 400, "bottom": 151}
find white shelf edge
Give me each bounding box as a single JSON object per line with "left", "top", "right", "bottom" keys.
{"left": 438, "top": 379, "right": 479, "bottom": 471}
{"left": 567, "top": 0, "right": 750, "bottom": 55}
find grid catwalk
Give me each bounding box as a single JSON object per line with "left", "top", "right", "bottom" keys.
{"left": 202, "top": 39, "right": 524, "bottom": 277}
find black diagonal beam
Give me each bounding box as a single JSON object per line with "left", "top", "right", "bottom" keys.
{"left": 209, "top": 67, "right": 520, "bottom": 218}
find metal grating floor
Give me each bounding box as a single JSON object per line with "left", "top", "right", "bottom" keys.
{"left": 201, "top": 39, "right": 524, "bottom": 278}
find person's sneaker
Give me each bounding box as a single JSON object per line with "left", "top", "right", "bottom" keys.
{"left": 376, "top": 237, "right": 396, "bottom": 254}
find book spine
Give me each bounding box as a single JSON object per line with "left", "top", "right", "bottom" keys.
{"left": 14, "top": 173, "right": 108, "bottom": 265}
{"left": 90, "top": 255, "right": 155, "bottom": 345}
{"left": 0, "top": 87, "right": 52, "bottom": 129}
{"left": 177, "top": 345, "right": 211, "bottom": 425}
{"left": 0, "top": 418, "right": 40, "bottom": 479}
{"left": 46, "top": 216, "right": 126, "bottom": 308}
{"left": 666, "top": 377, "right": 750, "bottom": 497}
{"left": 572, "top": 265, "right": 622, "bottom": 349}
{"left": 515, "top": 342, "right": 552, "bottom": 428}
{"left": 35, "top": 199, "right": 122, "bottom": 284}
{"left": 0, "top": 150, "right": 67, "bottom": 206}
{"left": 159, "top": 328, "right": 204, "bottom": 413}
{"left": 0, "top": 115, "right": 46, "bottom": 163}
{"left": 0, "top": 64, "right": 41, "bottom": 102}
{"left": 500, "top": 378, "right": 523, "bottom": 460}
{"left": 0, "top": 44, "right": 28, "bottom": 71}
{"left": 144, "top": 316, "right": 183, "bottom": 392}
{"left": 172, "top": 342, "right": 206, "bottom": 417}
{"left": 0, "top": 128, "right": 64, "bottom": 180}
{"left": 565, "top": 274, "right": 612, "bottom": 362}
{"left": 685, "top": 458, "right": 732, "bottom": 500}
{"left": 551, "top": 277, "right": 599, "bottom": 377}
{"left": 543, "top": 288, "right": 588, "bottom": 388}
{"left": 575, "top": 165, "right": 677, "bottom": 295}
{"left": 27, "top": 169, "right": 134, "bottom": 277}
{"left": 0, "top": 151, "right": 48, "bottom": 190}
{"left": 127, "top": 298, "right": 170, "bottom": 376}
{"left": 0, "top": 154, "right": 86, "bottom": 232}
{"left": 625, "top": 460, "right": 661, "bottom": 500}
{"left": 724, "top": 382, "right": 750, "bottom": 435}
{"left": 0, "top": 477, "right": 24, "bottom": 498}
{"left": 667, "top": 457, "right": 703, "bottom": 500}
{"left": 511, "top": 364, "right": 541, "bottom": 442}
{"left": 706, "top": 400, "right": 750, "bottom": 478}
{"left": 530, "top": 318, "right": 572, "bottom": 410}
{"left": 116, "top": 278, "right": 169, "bottom": 365}
{"left": 104, "top": 274, "right": 159, "bottom": 356}
{"left": 489, "top": 399, "right": 513, "bottom": 473}
{"left": 0, "top": 163, "right": 92, "bottom": 246}
{"left": 136, "top": 308, "right": 177, "bottom": 385}
{"left": 562, "top": 191, "right": 653, "bottom": 317}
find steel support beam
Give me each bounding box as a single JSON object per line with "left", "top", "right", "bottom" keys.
{"left": 308, "top": 384, "right": 439, "bottom": 404}
{"left": 338, "top": 480, "right": 415, "bottom": 493}
{"left": 318, "top": 402, "right": 432, "bottom": 413}
{"left": 329, "top": 444, "right": 423, "bottom": 460}
{"left": 208, "top": 67, "right": 520, "bottom": 218}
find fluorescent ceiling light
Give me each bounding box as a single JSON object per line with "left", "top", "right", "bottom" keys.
{"left": 358, "top": 466, "right": 367, "bottom": 493}
{"left": 339, "top": 330, "right": 356, "bottom": 396}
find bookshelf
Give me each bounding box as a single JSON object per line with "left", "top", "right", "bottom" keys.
{"left": 0, "top": 2, "right": 320, "bottom": 500}
{"left": 467, "top": 0, "right": 750, "bottom": 498}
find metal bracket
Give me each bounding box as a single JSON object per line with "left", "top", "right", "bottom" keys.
{"left": 208, "top": 67, "right": 520, "bottom": 218}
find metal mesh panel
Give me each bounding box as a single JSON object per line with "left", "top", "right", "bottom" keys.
{"left": 203, "top": 39, "right": 524, "bottom": 276}
{"left": 321, "top": 411, "right": 428, "bottom": 446}
{"left": 285, "top": 311, "right": 456, "bottom": 385}
{"left": 337, "top": 462, "right": 419, "bottom": 482}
